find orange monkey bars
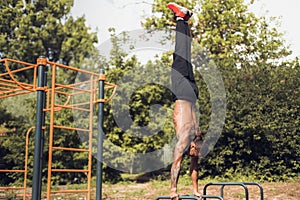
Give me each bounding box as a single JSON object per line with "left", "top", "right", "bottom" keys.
{"left": 0, "top": 57, "right": 116, "bottom": 200}
{"left": 0, "top": 58, "right": 37, "bottom": 98}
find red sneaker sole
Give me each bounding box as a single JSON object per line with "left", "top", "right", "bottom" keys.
{"left": 167, "top": 3, "right": 185, "bottom": 18}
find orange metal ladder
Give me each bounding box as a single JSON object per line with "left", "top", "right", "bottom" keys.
{"left": 45, "top": 71, "right": 95, "bottom": 199}
{"left": 43, "top": 61, "right": 116, "bottom": 199}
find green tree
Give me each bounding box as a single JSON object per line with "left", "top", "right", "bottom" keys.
{"left": 0, "top": 0, "right": 97, "bottom": 65}
{"left": 0, "top": 119, "right": 16, "bottom": 185}
{"left": 143, "top": 0, "right": 291, "bottom": 67}
{"left": 81, "top": 29, "right": 175, "bottom": 174}
{"left": 0, "top": 0, "right": 98, "bottom": 186}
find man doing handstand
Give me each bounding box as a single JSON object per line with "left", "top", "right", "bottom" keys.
{"left": 167, "top": 2, "right": 202, "bottom": 199}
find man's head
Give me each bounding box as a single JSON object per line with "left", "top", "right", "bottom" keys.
{"left": 189, "top": 128, "right": 202, "bottom": 157}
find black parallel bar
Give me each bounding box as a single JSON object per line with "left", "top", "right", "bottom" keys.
{"left": 203, "top": 182, "right": 249, "bottom": 200}
{"left": 96, "top": 69, "right": 105, "bottom": 200}
{"left": 156, "top": 195, "right": 201, "bottom": 200}
{"left": 32, "top": 57, "right": 47, "bottom": 200}
{"left": 243, "top": 182, "right": 264, "bottom": 200}
{"left": 202, "top": 195, "right": 224, "bottom": 200}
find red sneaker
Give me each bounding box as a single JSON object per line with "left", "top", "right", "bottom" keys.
{"left": 167, "top": 2, "right": 193, "bottom": 21}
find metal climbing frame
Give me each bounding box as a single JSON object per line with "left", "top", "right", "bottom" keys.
{"left": 0, "top": 58, "right": 116, "bottom": 199}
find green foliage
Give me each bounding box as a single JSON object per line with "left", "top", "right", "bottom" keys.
{"left": 91, "top": 29, "right": 175, "bottom": 174}
{"left": 199, "top": 60, "right": 300, "bottom": 181}
{"left": 0, "top": 94, "right": 36, "bottom": 185}
{"left": 143, "top": 0, "right": 291, "bottom": 68}
{"left": 0, "top": 0, "right": 97, "bottom": 66}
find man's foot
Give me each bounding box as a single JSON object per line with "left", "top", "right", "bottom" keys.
{"left": 167, "top": 2, "right": 193, "bottom": 21}
{"left": 194, "top": 191, "right": 202, "bottom": 198}
{"left": 170, "top": 192, "right": 179, "bottom": 200}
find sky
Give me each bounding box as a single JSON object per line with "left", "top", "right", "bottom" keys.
{"left": 71, "top": 0, "right": 300, "bottom": 59}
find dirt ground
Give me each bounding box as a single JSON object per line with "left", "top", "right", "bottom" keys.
{"left": 102, "top": 179, "right": 300, "bottom": 200}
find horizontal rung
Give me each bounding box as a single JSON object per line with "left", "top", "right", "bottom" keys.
{"left": 51, "top": 189, "right": 89, "bottom": 194}
{"left": 0, "top": 187, "right": 25, "bottom": 190}
{"left": 0, "top": 170, "right": 25, "bottom": 173}
{"left": 202, "top": 195, "right": 223, "bottom": 200}
{"left": 55, "top": 83, "right": 92, "bottom": 93}
{"left": 54, "top": 104, "right": 91, "bottom": 112}
{"left": 51, "top": 169, "right": 89, "bottom": 173}
{"left": 52, "top": 147, "right": 89, "bottom": 152}
{"left": 53, "top": 125, "right": 90, "bottom": 132}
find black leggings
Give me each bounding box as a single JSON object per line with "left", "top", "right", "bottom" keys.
{"left": 171, "top": 20, "right": 198, "bottom": 103}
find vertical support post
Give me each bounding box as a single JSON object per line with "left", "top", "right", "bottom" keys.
{"left": 46, "top": 60, "right": 56, "bottom": 200}
{"left": 32, "top": 57, "right": 47, "bottom": 200}
{"left": 96, "top": 69, "right": 105, "bottom": 200}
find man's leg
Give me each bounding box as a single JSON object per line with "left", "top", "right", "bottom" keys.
{"left": 172, "top": 20, "right": 193, "bottom": 78}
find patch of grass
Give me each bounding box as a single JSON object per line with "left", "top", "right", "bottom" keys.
{"left": 151, "top": 179, "right": 168, "bottom": 188}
